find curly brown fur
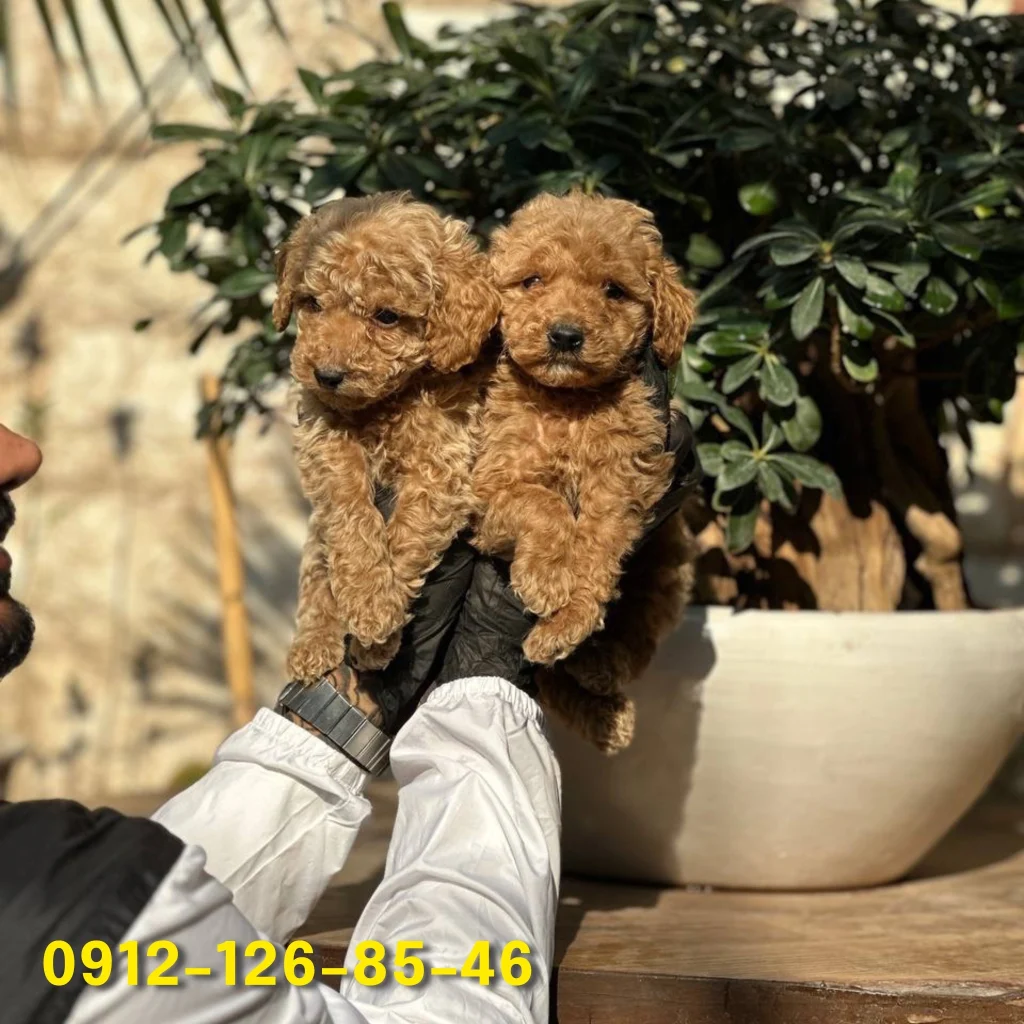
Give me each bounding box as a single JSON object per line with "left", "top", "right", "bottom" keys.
{"left": 280, "top": 192, "right": 500, "bottom": 682}
{"left": 475, "top": 191, "right": 696, "bottom": 751}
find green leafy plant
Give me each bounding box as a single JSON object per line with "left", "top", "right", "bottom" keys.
{"left": 152, "top": 0, "right": 1024, "bottom": 611}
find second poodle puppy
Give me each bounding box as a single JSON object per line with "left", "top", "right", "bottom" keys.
{"left": 474, "top": 191, "right": 696, "bottom": 750}
{"left": 275, "top": 193, "right": 499, "bottom": 682}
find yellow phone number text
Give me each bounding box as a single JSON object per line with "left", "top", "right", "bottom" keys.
{"left": 43, "top": 939, "right": 533, "bottom": 988}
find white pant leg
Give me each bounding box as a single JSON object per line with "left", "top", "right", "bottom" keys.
{"left": 153, "top": 708, "right": 371, "bottom": 942}
{"left": 341, "top": 677, "right": 561, "bottom": 1024}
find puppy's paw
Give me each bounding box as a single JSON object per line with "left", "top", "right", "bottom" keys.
{"left": 344, "top": 575, "right": 409, "bottom": 647}
{"left": 586, "top": 693, "right": 636, "bottom": 755}
{"left": 524, "top": 599, "right": 604, "bottom": 665}
{"left": 347, "top": 632, "right": 401, "bottom": 671}
{"left": 564, "top": 642, "right": 628, "bottom": 696}
{"left": 510, "top": 549, "right": 574, "bottom": 617}
{"left": 287, "top": 631, "right": 344, "bottom": 685}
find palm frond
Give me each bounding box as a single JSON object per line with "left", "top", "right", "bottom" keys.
{"left": 98, "top": 0, "right": 147, "bottom": 103}
{"left": 1, "top": 0, "right": 290, "bottom": 109}
{"left": 59, "top": 0, "right": 101, "bottom": 101}
{"left": 0, "top": 0, "right": 15, "bottom": 111}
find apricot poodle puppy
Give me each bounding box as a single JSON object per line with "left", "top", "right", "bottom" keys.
{"left": 474, "top": 191, "right": 696, "bottom": 751}
{"left": 275, "top": 192, "right": 499, "bottom": 683}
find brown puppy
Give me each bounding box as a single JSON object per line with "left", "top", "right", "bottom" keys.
{"left": 475, "top": 191, "right": 696, "bottom": 751}
{"left": 275, "top": 193, "right": 499, "bottom": 682}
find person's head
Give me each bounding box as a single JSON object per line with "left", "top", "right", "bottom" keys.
{"left": 0, "top": 424, "right": 42, "bottom": 678}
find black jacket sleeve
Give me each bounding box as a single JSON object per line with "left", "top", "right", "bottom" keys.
{"left": 0, "top": 799, "right": 184, "bottom": 1024}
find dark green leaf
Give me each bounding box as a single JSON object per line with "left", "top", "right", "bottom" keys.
{"left": 722, "top": 352, "right": 763, "bottom": 394}
{"left": 153, "top": 123, "right": 237, "bottom": 142}
{"left": 759, "top": 357, "right": 799, "bottom": 407}
{"left": 864, "top": 274, "right": 906, "bottom": 312}
{"left": 771, "top": 241, "right": 818, "bottom": 267}
{"left": 213, "top": 80, "right": 247, "bottom": 120}
{"left": 933, "top": 223, "right": 982, "bottom": 261}
{"left": 757, "top": 462, "right": 786, "bottom": 504}
{"left": 834, "top": 256, "right": 868, "bottom": 289}
{"left": 697, "top": 443, "right": 724, "bottom": 476}
{"left": 697, "top": 253, "right": 754, "bottom": 307}
{"left": 298, "top": 68, "right": 325, "bottom": 106}
{"left": 892, "top": 260, "right": 930, "bottom": 296}
{"left": 791, "top": 277, "right": 825, "bottom": 341}
{"left": 697, "top": 331, "right": 761, "bottom": 357}
{"left": 823, "top": 76, "right": 857, "bottom": 110}
{"left": 921, "top": 276, "right": 958, "bottom": 316}
{"left": 841, "top": 339, "right": 880, "bottom": 383}
{"left": 719, "top": 457, "right": 759, "bottom": 491}
{"left": 158, "top": 218, "right": 187, "bottom": 260}
{"left": 739, "top": 182, "right": 779, "bottom": 216}
{"left": 781, "top": 395, "right": 822, "bottom": 452}
{"left": 880, "top": 127, "right": 913, "bottom": 153}
{"left": 686, "top": 234, "right": 725, "bottom": 269}
{"left": 837, "top": 295, "right": 874, "bottom": 340}
{"left": 167, "top": 168, "right": 226, "bottom": 207}
{"left": 219, "top": 268, "right": 274, "bottom": 298}
{"left": 725, "top": 500, "right": 760, "bottom": 553}
{"left": 770, "top": 453, "right": 842, "bottom": 497}
{"left": 721, "top": 404, "right": 758, "bottom": 444}
{"left": 718, "top": 128, "right": 774, "bottom": 153}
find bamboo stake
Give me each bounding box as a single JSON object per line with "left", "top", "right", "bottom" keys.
{"left": 201, "top": 374, "right": 256, "bottom": 727}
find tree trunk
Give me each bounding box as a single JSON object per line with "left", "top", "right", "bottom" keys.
{"left": 689, "top": 340, "right": 972, "bottom": 612}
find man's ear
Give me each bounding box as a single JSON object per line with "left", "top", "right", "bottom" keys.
{"left": 650, "top": 256, "right": 696, "bottom": 368}
{"left": 427, "top": 222, "right": 501, "bottom": 373}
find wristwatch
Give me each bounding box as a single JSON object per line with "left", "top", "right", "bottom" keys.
{"left": 276, "top": 678, "right": 392, "bottom": 775}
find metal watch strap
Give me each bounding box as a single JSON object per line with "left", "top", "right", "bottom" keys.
{"left": 277, "top": 678, "right": 391, "bottom": 775}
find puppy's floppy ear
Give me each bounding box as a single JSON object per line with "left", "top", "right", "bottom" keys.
{"left": 272, "top": 221, "right": 307, "bottom": 332}
{"left": 649, "top": 255, "right": 696, "bottom": 368}
{"left": 427, "top": 220, "right": 501, "bottom": 373}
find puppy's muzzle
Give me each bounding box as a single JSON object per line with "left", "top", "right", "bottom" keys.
{"left": 314, "top": 367, "right": 346, "bottom": 390}
{"left": 547, "top": 322, "right": 585, "bottom": 354}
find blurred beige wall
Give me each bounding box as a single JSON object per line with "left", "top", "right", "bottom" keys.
{"left": 0, "top": 0, "right": 510, "bottom": 801}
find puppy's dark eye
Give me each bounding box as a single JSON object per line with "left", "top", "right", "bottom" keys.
{"left": 299, "top": 295, "right": 322, "bottom": 313}
{"left": 521, "top": 275, "right": 542, "bottom": 290}
{"left": 373, "top": 308, "right": 400, "bottom": 325}
{"left": 604, "top": 281, "right": 627, "bottom": 301}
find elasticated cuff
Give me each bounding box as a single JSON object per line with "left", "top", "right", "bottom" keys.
{"left": 215, "top": 707, "right": 370, "bottom": 795}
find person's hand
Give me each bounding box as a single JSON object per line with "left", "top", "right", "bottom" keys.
{"left": 435, "top": 405, "right": 701, "bottom": 687}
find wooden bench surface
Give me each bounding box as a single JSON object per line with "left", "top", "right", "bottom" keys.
{"left": 302, "top": 786, "right": 1024, "bottom": 1023}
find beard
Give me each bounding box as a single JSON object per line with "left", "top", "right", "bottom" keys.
{"left": 0, "top": 595, "right": 34, "bottom": 678}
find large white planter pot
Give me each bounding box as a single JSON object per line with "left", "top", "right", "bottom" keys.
{"left": 551, "top": 607, "right": 1024, "bottom": 890}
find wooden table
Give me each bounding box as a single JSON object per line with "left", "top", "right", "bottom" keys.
{"left": 302, "top": 788, "right": 1024, "bottom": 1023}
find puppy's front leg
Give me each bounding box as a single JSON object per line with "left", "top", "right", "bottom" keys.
{"left": 287, "top": 518, "right": 347, "bottom": 683}
{"left": 348, "top": 461, "right": 472, "bottom": 670}
{"left": 474, "top": 445, "right": 577, "bottom": 616}
{"left": 306, "top": 434, "right": 406, "bottom": 650}
{"left": 524, "top": 450, "right": 670, "bottom": 665}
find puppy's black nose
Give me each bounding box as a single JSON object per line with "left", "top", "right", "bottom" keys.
{"left": 314, "top": 368, "right": 346, "bottom": 390}
{"left": 547, "top": 322, "right": 585, "bottom": 353}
